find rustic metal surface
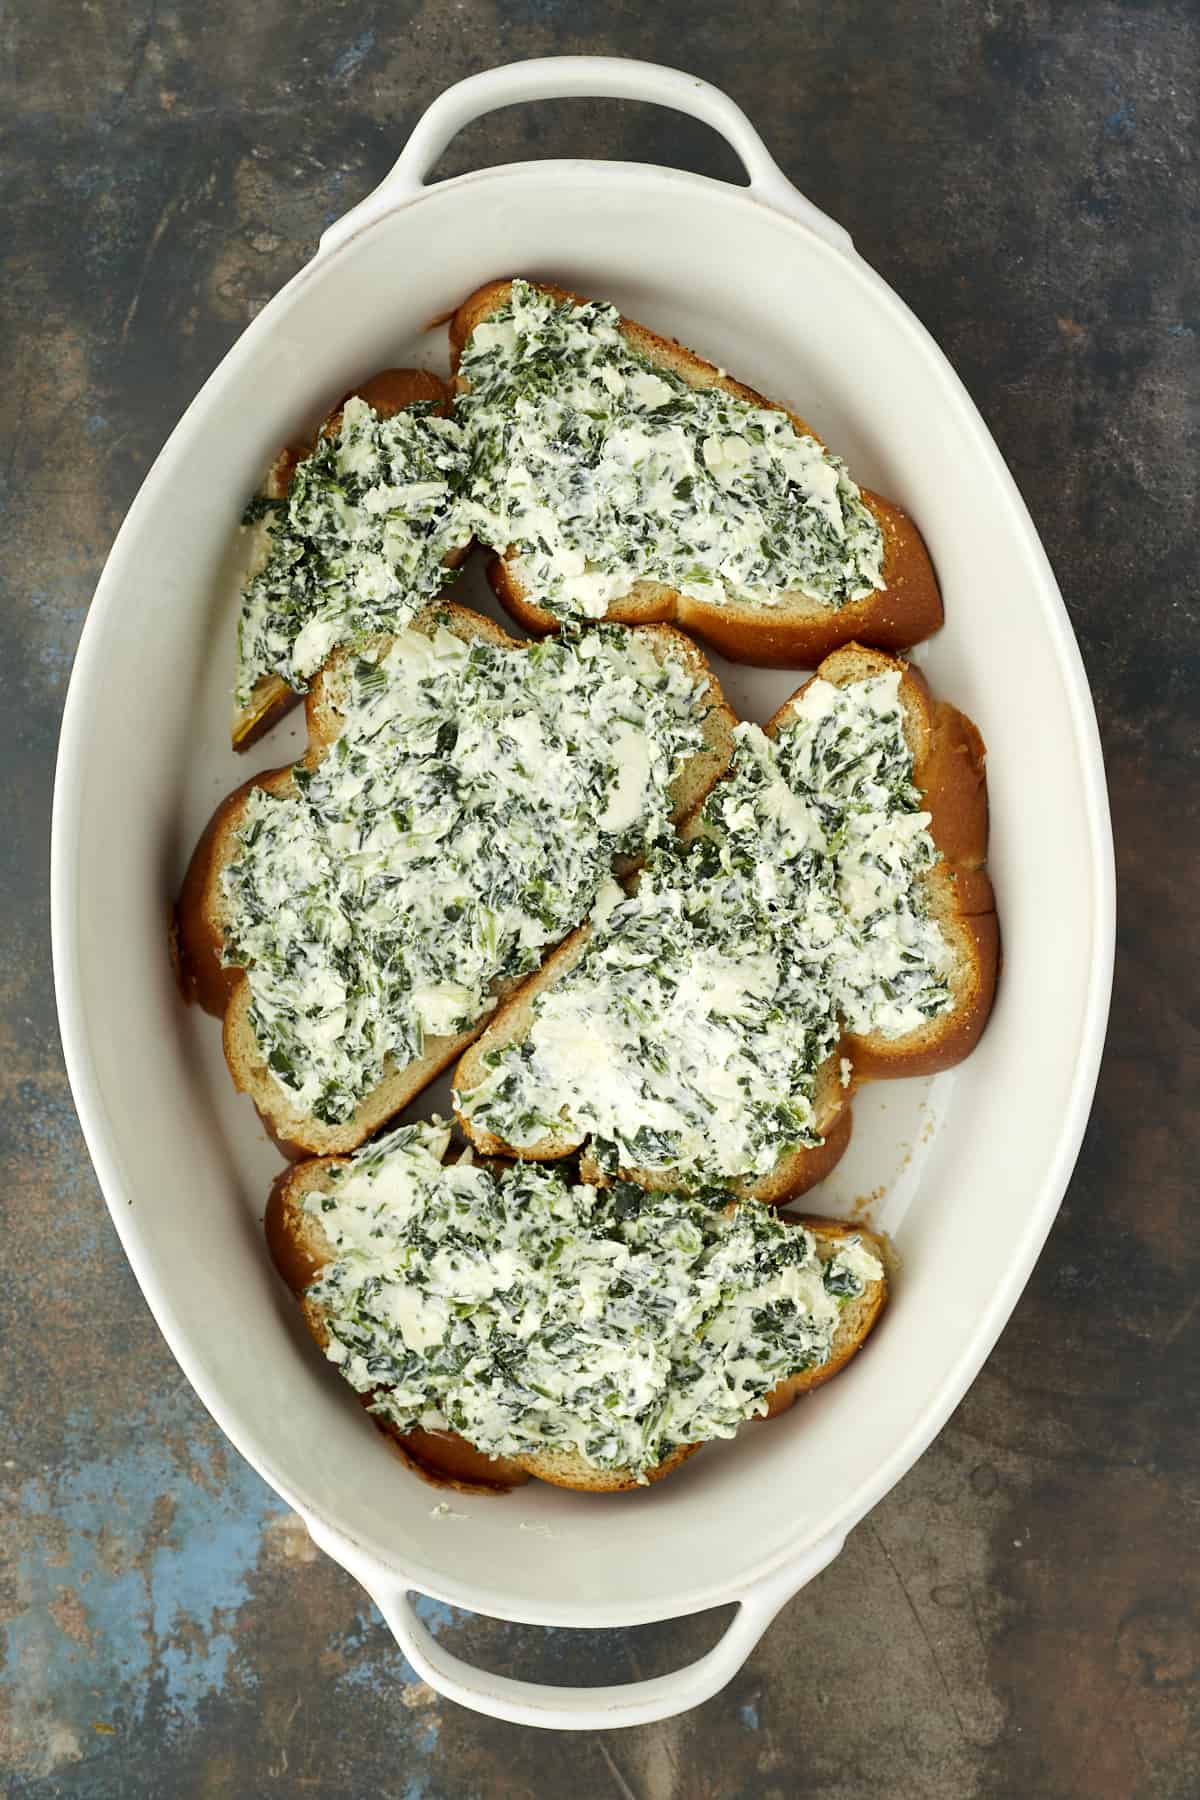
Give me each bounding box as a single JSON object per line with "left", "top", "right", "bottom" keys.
{"left": 4, "top": 3, "right": 1197, "bottom": 1794}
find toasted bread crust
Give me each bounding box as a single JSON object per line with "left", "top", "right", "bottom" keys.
{"left": 758, "top": 1219, "right": 890, "bottom": 1417}
{"left": 267, "top": 1154, "right": 887, "bottom": 1495}
{"left": 176, "top": 769, "right": 288, "bottom": 1019}
{"left": 448, "top": 279, "right": 942, "bottom": 662}
{"left": 182, "top": 607, "right": 525, "bottom": 1156}
{"left": 507, "top": 1441, "right": 703, "bottom": 1494}
{"left": 232, "top": 367, "right": 458, "bottom": 752}
{"left": 325, "top": 367, "right": 447, "bottom": 433}
{"left": 178, "top": 607, "right": 735, "bottom": 1158}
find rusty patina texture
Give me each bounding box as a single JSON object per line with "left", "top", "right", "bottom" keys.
{"left": 3, "top": 2, "right": 1197, "bottom": 1794}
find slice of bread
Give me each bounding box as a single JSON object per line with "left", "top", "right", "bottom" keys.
{"left": 449, "top": 279, "right": 943, "bottom": 667}
{"left": 233, "top": 368, "right": 467, "bottom": 753}
{"left": 177, "top": 604, "right": 735, "bottom": 1159}
{"left": 266, "top": 1154, "right": 888, "bottom": 1495}
{"left": 454, "top": 644, "right": 998, "bottom": 1203}
{"left": 769, "top": 643, "right": 999, "bottom": 1080}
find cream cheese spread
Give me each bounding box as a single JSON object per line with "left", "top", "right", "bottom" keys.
{"left": 456, "top": 280, "right": 885, "bottom": 622}
{"left": 459, "top": 672, "right": 953, "bottom": 1182}
{"left": 306, "top": 1120, "right": 883, "bottom": 1478}
{"left": 222, "top": 622, "right": 710, "bottom": 1123}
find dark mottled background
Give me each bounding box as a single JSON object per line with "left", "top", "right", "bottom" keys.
{"left": 3, "top": 2, "right": 1197, "bottom": 1794}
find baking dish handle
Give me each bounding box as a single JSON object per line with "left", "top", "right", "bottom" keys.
{"left": 318, "top": 57, "right": 853, "bottom": 258}
{"left": 306, "top": 1515, "right": 844, "bottom": 1730}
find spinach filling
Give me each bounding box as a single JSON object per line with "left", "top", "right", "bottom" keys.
{"left": 236, "top": 397, "right": 470, "bottom": 705}
{"left": 456, "top": 279, "right": 885, "bottom": 621}
{"left": 459, "top": 672, "right": 953, "bottom": 1182}
{"left": 222, "top": 623, "right": 710, "bottom": 1124}
{"left": 234, "top": 280, "right": 888, "bottom": 703}
{"left": 307, "top": 1120, "right": 883, "bottom": 1478}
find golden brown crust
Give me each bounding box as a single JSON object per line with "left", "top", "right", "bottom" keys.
{"left": 377, "top": 1423, "right": 531, "bottom": 1495}
{"left": 176, "top": 767, "right": 293, "bottom": 1017}
{"left": 231, "top": 675, "right": 301, "bottom": 754}
{"left": 754, "top": 1091, "right": 854, "bottom": 1204}
{"left": 221, "top": 974, "right": 486, "bottom": 1161}
{"left": 325, "top": 367, "right": 447, "bottom": 434}
{"left": 487, "top": 492, "right": 941, "bottom": 670}
{"left": 846, "top": 905, "right": 998, "bottom": 1080}
{"left": 183, "top": 611, "right": 520, "bottom": 1154}
{"left": 448, "top": 280, "right": 816, "bottom": 430}
{"left": 265, "top": 1162, "right": 333, "bottom": 1290}
{"left": 508, "top": 1441, "right": 703, "bottom": 1494}
{"left": 231, "top": 368, "right": 455, "bottom": 753}
{"left": 268, "top": 444, "right": 313, "bottom": 496}
{"left": 766, "top": 643, "right": 999, "bottom": 1084}
{"left": 759, "top": 1219, "right": 889, "bottom": 1417}
{"left": 450, "top": 279, "right": 943, "bottom": 662}
{"left": 920, "top": 701, "right": 992, "bottom": 875}
{"left": 448, "top": 278, "right": 515, "bottom": 367}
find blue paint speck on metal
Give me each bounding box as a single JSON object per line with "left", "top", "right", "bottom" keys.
{"left": 1102, "top": 86, "right": 1136, "bottom": 139}
{"left": 4, "top": 1399, "right": 284, "bottom": 1731}
{"left": 412, "top": 1595, "right": 462, "bottom": 1636}
{"left": 334, "top": 1619, "right": 422, "bottom": 1692}
{"left": 332, "top": 31, "right": 376, "bottom": 81}
{"left": 412, "top": 1716, "right": 440, "bottom": 1755}
{"left": 21, "top": 587, "right": 90, "bottom": 686}
{"left": 330, "top": 1598, "right": 458, "bottom": 1704}
{"left": 26, "top": 1085, "right": 102, "bottom": 1229}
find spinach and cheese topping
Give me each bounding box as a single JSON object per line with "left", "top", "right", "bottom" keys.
{"left": 221, "top": 621, "right": 709, "bottom": 1124}
{"left": 459, "top": 672, "right": 953, "bottom": 1183}
{"left": 456, "top": 280, "right": 885, "bottom": 622}
{"left": 775, "top": 674, "right": 952, "bottom": 1037}
{"left": 236, "top": 397, "right": 470, "bottom": 705}
{"left": 305, "top": 1120, "right": 884, "bottom": 1478}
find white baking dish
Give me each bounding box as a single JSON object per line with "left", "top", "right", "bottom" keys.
{"left": 51, "top": 57, "right": 1114, "bottom": 1730}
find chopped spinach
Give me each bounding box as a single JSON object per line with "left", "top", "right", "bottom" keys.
{"left": 307, "top": 1121, "right": 883, "bottom": 1478}
{"left": 460, "top": 672, "right": 953, "bottom": 1184}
